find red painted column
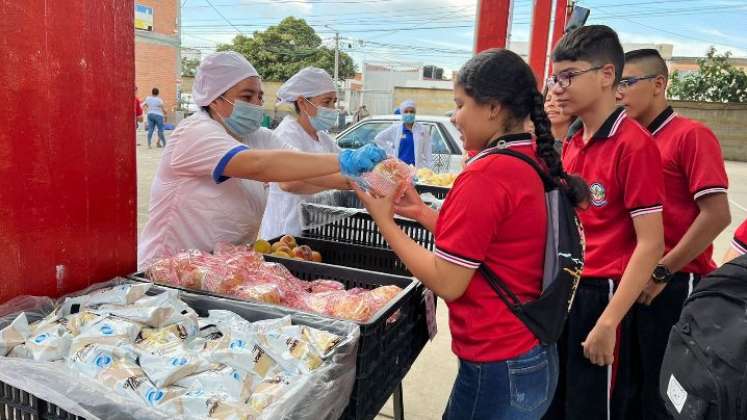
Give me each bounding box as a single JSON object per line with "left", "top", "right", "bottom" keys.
{"left": 528, "top": 0, "right": 553, "bottom": 85}
{"left": 474, "top": 0, "right": 512, "bottom": 53}
{"left": 0, "top": 1, "right": 137, "bottom": 302}
{"left": 549, "top": 0, "right": 570, "bottom": 74}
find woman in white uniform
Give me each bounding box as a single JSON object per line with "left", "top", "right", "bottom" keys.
{"left": 260, "top": 67, "right": 352, "bottom": 239}
{"left": 374, "top": 99, "right": 432, "bottom": 169}
{"left": 138, "top": 53, "right": 385, "bottom": 268}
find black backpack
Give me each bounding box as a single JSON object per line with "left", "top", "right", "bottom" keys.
{"left": 659, "top": 254, "right": 747, "bottom": 420}
{"left": 474, "top": 148, "right": 585, "bottom": 345}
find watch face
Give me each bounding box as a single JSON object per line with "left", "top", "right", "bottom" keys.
{"left": 653, "top": 266, "right": 669, "bottom": 282}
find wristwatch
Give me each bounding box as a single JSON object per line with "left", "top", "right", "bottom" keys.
{"left": 652, "top": 264, "right": 673, "bottom": 284}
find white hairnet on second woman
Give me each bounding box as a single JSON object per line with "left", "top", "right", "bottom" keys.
{"left": 276, "top": 67, "right": 336, "bottom": 104}
{"left": 192, "top": 52, "right": 260, "bottom": 106}
{"left": 259, "top": 67, "right": 352, "bottom": 240}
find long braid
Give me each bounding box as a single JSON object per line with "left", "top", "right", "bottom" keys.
{"left": 529, "top": 90, "right": 590, "bottom": 207}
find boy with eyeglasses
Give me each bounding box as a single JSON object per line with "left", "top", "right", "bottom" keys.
{"left": 617, "top": 48, "right": 730, "bottom": 420}
{"left": 542, "top": 26, "right": 665, "bottom": 420}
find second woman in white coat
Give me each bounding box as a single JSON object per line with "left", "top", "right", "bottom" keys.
{"left": 260, "top": 67, "right": 351, "bottom": 239}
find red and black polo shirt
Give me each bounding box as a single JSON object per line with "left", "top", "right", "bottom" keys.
{"left": 648, "top": 106, "right": 729, "bottom": 274}
{"left": 562, "top": 107, "right": 664, "bottom": 279}
{"left": 435, "top": 133, "right": 545, "bottom": 362}
{"left": 732, "top": 219, "right": 747, "bottom": 256}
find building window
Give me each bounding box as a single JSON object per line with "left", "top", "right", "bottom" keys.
{"left": 135, "top": 4, "right": 154, "bottom": 32}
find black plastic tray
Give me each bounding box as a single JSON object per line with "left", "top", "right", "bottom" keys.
{"left": 415, "top": 183, "right": 451, "bottom": 200}
{"left": 0, "top": 380, "right": 84, "bottom": 420}
{"left": 301, "top": 203, "right": 435, "bottom": 251}
{"left": 267, "top": 235, "right": 412, "bottom": 277}
{"left": 132, "top": 257, "right": 430, "bottom": 420}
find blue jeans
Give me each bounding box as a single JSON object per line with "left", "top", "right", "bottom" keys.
{"left": 147, "top": 113, "right": 165, "bottom": 146}
{"left": 443, "top": 345, "right": 559, "bottom": 420}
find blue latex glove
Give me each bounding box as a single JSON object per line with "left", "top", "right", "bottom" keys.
{"left": 338, "top": 143, "right": 387, "bottom": 177}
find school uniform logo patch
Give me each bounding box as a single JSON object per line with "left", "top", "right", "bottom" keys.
{"left": 590, "top": 182, "right": 608, "bottom": 207}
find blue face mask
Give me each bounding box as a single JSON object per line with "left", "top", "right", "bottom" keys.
{"left": 402, "top": 113, "right": 416, "bottom": 124}
{"left": 305, "top": 98, "right": 339, "bottom": 132}
{"left": 219, "top": 97, "right": 264, "bottom": 136}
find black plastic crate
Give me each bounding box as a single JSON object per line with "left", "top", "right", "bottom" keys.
{"left": 132, "top": 257, "right": 429, "bottom": 420}
{"left": 267, "top": 236, "right": 412, "bottom": 277}
{"left": 301, "top": 203, "right": 435, "bottom": 251}
{"left": 415, "top": 183, "right": 451, "bottom": 200}
{"left": 0, "top": 380, "right": 84, "bottom": 420}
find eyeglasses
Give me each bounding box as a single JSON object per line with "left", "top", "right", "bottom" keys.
{"left": 546, "top": 66, "right": 603, "bottom": 89}
{"left": 617, "top": 75, "right": 659, "bottom": 91}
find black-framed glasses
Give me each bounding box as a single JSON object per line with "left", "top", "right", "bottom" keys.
{"left": 617, "top": 75, "right": 659, "bottom": 90}
{"left": 546, "top": 66, "right": 603, "bottom": 89}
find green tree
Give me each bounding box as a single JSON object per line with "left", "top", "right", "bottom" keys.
{"left": 216, "top": 17, "right": 356, "bottom": 81}
{"left": 181, "top": 56, "right": 200, "bottom": 77}
{"left": 669, "top": 47, "right": 747, "bottom": 103}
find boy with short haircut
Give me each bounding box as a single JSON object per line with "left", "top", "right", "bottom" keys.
{"left": 543, "top": 26, "right": 665, "bottom": 420}
{"left": 617, "top": 48, "right": 731, "bottom": 419}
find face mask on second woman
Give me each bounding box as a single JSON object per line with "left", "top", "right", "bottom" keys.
{"left": 304, "top": 98, "right": 339, "bottom": 131}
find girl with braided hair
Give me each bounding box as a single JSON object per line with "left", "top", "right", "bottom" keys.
{"left": 355, "top": 48, "right": 588, "bottom": 420}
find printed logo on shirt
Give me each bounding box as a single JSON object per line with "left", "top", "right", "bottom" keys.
{"left": 590, "top": 183, "right": 608, "bottom": 207}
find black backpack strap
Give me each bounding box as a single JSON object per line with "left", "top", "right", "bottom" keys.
{"left": 476, "top": 148, "right": 555, "bottom": 192}
{"left": 473, "top": 147, "right": 554, "bottom": 314}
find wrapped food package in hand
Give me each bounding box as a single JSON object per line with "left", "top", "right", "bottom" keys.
{"left": 358, "top": 158, "right": 415, "bottom": 198}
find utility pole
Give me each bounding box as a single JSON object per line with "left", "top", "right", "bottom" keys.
{"left": 325, "top": 25, "right": 340, "bottom": 91}
{"left": 334, "top": 31, "right": 340, "bottom": 88}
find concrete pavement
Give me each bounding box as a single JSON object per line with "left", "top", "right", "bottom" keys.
{"left": 135, "top": 129, "right": 747, "bottom": 419}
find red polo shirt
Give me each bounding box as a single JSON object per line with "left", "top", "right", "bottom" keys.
{"left": 732, "top": 219, "right": 747, "bottom": 256}
{"left": 647, "top": 106, "right": 728, "bottom": 274}
{"left": 563, "top": 107, "right": 664, "bottom": 279}
{"left": 435, "top": 134, "right": 545, "bottom": 362}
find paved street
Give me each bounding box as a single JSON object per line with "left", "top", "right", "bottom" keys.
{"left": 136, "top": 129, "right": 747, "bottom": 420}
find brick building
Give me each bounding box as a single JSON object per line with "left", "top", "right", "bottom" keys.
{"left": 135, "top": 1, "right": 180, "bottom": 115}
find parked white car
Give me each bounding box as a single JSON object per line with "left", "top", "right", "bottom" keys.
{"left": 335, "top": 115, "right": 464, "bottom": 173}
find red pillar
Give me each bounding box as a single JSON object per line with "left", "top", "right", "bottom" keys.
{"left": 0, "top": 1, "right": 137, "bottom": 302}
{"left": 474, "top": 0, "right": 512, "bottom": 53}
{"left": 549, "top": 0, "right": 570, "bottom": 74}
{"left": 528, "top": 0, "right": 553, "bottom": 86}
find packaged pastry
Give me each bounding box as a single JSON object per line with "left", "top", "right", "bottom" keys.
{"left": 0, "top": 313, "right": 31, "bottom": 356}
{"left": 26, "top": 322, "right": 72, "bottom": 362}
{"left": 175, "top": 364, "right": 255, "bottom": 402}
{"left": 60, "top": 283, "right": 152, "bottom": 314}
{"left": 140, "top": 345, "right": 212, "bottom": 387}
{"left": 246, "top": 375, "right": 292, "bottom": 413}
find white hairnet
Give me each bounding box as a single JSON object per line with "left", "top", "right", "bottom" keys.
{"left": 400, "top": 99, "right": 416, "bottom": 111}
{"left": 277, "top": 67, "right": 336, "bottom": 104}
{"left": 192, "top": 52, "right": 260, "bottom": 106}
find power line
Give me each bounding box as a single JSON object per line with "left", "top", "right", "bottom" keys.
{"left": 616, "top": 17, "right": 747, "bottom": 52}
{"left": 204, "top": 0, "right": 245, "bottom": 34}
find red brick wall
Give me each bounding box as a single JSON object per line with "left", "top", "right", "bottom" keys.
{"left": 134, "top": 0, "right": 178, "bottom": 113}
{"left": 135, "top": 0, "right": 177, "bottom": 36}
{"left": 136, "top": 42, "right": 178, "bottom": 111}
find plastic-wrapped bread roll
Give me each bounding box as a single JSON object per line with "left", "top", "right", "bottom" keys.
{"left": 175, "top": 364, "right": 255, "bottom": 403}
{"left": 26, "top": 322, "right": 72, "bottom": 362}
{"left": 60, "top": 283, "right": 152, "bottom": 315}
{"left": 70, "top": 316, "right": 142, "bottom": 355}
{"left": 0, "top": 313, "right": 31, "bottom": 356}
{"left": 140, "top": 344, "right": 213, "bottom": 388}
{"left": 161, "top": 389, "right": 259, "bottom": 420}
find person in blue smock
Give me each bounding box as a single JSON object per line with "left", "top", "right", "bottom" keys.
{"left": 374, "top": 99, "right": 432, "bottom": 168}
